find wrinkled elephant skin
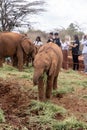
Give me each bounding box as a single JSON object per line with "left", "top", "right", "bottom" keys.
{"left": 33, "top": 42, "right": 63, "bottom": 101}
{"left": 0, "top": 32, "right": 34, "bottom": 71}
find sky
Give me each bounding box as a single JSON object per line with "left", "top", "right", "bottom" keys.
{"left": 30, "top": 0, "right": 87, "bottom": 33}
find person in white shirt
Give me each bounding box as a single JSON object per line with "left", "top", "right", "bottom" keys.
{"left": 61, "top": 36, "right": 70, "bottom": 69}
{"left": 33, "top": 36, "right": 43, "bottom": 46}
{"left": 81, "top": 35, "right": 87, "bottom": 73}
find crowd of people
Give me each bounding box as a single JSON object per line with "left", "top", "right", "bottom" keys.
{"left": 33, "top": 32, "right": 87, "bottom": 74}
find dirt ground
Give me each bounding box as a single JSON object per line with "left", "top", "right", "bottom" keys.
{"left": 0, "top": 70, "right": 87, "bottom": 130}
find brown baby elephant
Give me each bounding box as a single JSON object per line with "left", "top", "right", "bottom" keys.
{"left": 33, "top": 42, "right": 63, "bottom": 101}
{"left": 0, "top": 32, "right": 34, "bottom": 71}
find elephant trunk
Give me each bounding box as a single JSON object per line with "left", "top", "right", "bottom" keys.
{"left": 33, "top": 74, "right": 39, "bottom": 85}
{"left": 33, "top": 69, "right": 43, "bottom": 85}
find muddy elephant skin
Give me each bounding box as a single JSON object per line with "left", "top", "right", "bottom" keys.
{"left": 24, "top": 44, "right": 41, "bottom": 67}
{"left": 33, "top": 42, "right": 63, "bottom": 101}
{"left": 0, "top": 32, "right": 34, "bottom": 71}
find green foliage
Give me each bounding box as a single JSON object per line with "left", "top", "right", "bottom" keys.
{"left": 52, "top": 86, "right": 74, "bottom": 96}
{"left": 29, "top": 100, "right": 66, "bottom": 115}
{"left": 0, "top": 64, "right": 87, "bottom": 129}
{"left": 53, "top": 116, "right": 87, "bottom": 130}
{"left": 25, "top": 100, "right": 87, "bottom": 130}
{"left": 0, "top": 64, "right": 17, "bottom": 71}
{"left": 59, "top": 69, "right": 87, "bottom": 89}
{"left": 59, "top": 22, "right": 84, "bottom": 41}
{"left": 0, "top": 124, "right": 28, "bottom": 130}
{"left": 0, "top": 108, "right": 5, "bottom": 123}
{"left": 0, "top": 64, "right": 34, "bottom": 80}
{"left": 27, "top": 100, "right": 67, "bottom": 129}
{"left": 82, "top": 95, "right": 87, "bottom": 99}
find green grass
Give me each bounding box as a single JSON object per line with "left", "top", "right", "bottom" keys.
{"left": 52, "top": 86, "right": 74, "bottom": 96}
{"left": 0, "top": 65, "right": 87, "bottom": 129}
{"left": 24, "top": 100, "right": 87, "bottom": 130}
{"left": 27, "top": 100, "right": 67, "bottom": 129}
{"left": 59, "top": 69, "right": 87, "bottom": 89}
{"left": 53, "top": 116, "right": 87, "bottom": 130}
{"left": 82, "top": 95, "right": 87, "bottom": 99}
{"left": 0, "top": 64, "right": 33, "bottom": 80}
{"left": 0, "top": 108, "right": 5, "bottom": 123}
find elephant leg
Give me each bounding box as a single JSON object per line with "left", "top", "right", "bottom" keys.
{"left": 12, "top": 55, "right": 18, "bottom": 67}
{"left": 17, "top": 50, "right": 23, "bottom": 71}
{"left": 38, "top": 78, "right": 45, "bottom": 101}
{"left": 26, "top": 56, "right": 29, "bottom": 67}
{"left": 53, "top": 76, "right": 58, "bottom": 90}
{"left": 23, "top": 54, "right": 28, "bottom": 67}
{"left": 46, "top": 76, "right": 53, "bottom": 99}
{"left": 31, "top": 53, "right": 35, "bottom": 66}
{"left": 0, "top": 57, "right": 3, "bottom": 67}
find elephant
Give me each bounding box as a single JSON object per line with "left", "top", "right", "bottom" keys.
{"left": 33, "top": 42, "right": 63, "bottom": 101}
{"left": 24, "top": 44, "right": 41, "bottom": 67}
{"left": 0, "top": 32, "right": 34, "bottom": 71}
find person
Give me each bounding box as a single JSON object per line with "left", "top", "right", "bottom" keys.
{"left": 5, "top": 57, "right": 12, "bottom": 65}
{"left": 47, "top": 32, "right": 54, "bottom": 43}
{"left": 81, "top": 35, "right": 87, "bottom": 74}
{"left": 53, "top": 32, "right": 61, "bottom": 47}
{"left": 61, "top": 36, "right": 70, "bottom": 69}
{"left": 33, "top": 36, "right": 43, "bottom": 46}
{"left": 70, "top": 35, "right": 80, "bottom": 71}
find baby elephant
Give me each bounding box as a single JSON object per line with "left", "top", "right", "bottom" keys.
{"left": 33, "top": 42, "right": 63, "bottom": 101}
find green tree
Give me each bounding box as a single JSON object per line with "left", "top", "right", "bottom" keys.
{"left": 66, "top": 23, "right": 84, "bottom": 39}
{"left": 57, "top": 23, "right": 84, "bottom": 41}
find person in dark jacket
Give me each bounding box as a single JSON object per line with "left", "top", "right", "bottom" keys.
{"left": 53, "top": 32, "right": 61, "bottom": 47}
{"left": 47, "top": 32, "right": 54, "bottom": 43}
{"left": 71, "top": 35, "right": 80, "bottom": 70}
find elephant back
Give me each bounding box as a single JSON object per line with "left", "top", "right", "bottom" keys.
{"left": 38, "top": 42, "right": 62, "bottom": 57}
{"left": 0, "top": 32, "right": 23, "bottom": 45}
{"left": 38, "top": 42, "right": 63, "bottom": 72}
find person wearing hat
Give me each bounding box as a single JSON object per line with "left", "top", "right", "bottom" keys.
{"left": 53, "top": 32, "right": 61, "bottom": 47}
{"left": 47, "top": 32, "right": 54, "bottom": 43}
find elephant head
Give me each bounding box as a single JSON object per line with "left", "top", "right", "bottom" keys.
{"left": 21, "top": 37, "right": 34, "bottom": 55}
{"left": 33, "top": 51, "right": 57, "bottom": 85}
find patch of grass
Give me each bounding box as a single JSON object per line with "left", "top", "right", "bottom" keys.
{"left": 52, "top": 86, "right": 74, "bottom": 96}
{"left": 83, "top": 113, "right": 87, "bottom": 121}
{"left": 24, "top": 66, "right": 34, "bottom": 73}
{"left": 26, "top": 100, "right": 67, "bottom": 129}
{"left": 29, "top": 100, "right": 66, "bottom": 115}
{"left": 0, "top": 64, "right": 34, "bottom": 80}
{"left": 25, "top": 100, "right": 87, "bottom": 130}
{"left": 0, "top": 124, "right": 28, "bottom": 130}
{"left": 0, "top": 65, "right": 87, "bottom": 129}
{"left": 19, "top": 74, "right": 30, "bottom": 79}
{"left": 53, "top": 116, "right": 87, "bottom": 130}
{"left": 2, "top": 64, "right": 18, "bottom": 71}
{"left": 0, "top": 108, "right": 5, "bottom": 123}
{"left": 82, "top": 95, "right": 87, "bottom": 99}
{"left": 59, "top": 69, "right": 87, "bottom": 89}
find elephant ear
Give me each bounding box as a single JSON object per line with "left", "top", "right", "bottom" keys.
{"left": 49, "top": 60, "right": 57, "bottom": 76}
{"left": 21, "top": 38, "right": 30, "bottom": 55}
